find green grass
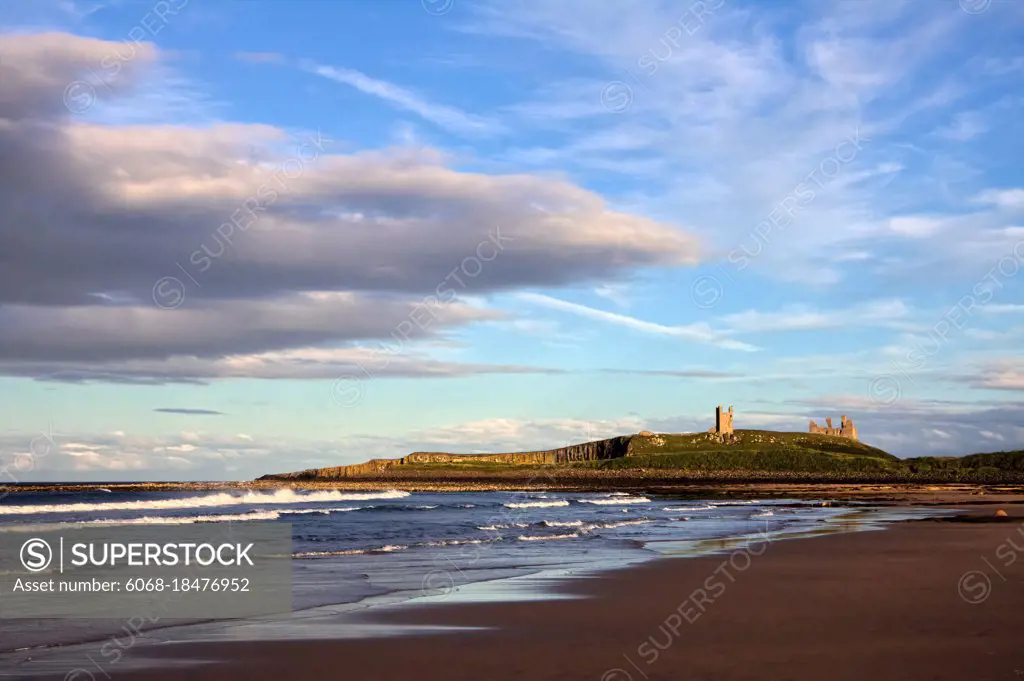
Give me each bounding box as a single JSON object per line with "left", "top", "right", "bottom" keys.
{"left": 263, "top": 431, "right": 1024, "bottom": 483}
{"left": 573, "top": 430, "right": 899, "bottom": 474}
{"left": 393, "top": 431, "right": 901, "bottom": 474}
{"left": 591, "top": 450, "right": 901, "bottom": 473}
{"left": 627, "top": 430, "right": 898, "bottom": 461}
{"left": 904, "top": 450, "right": 1024, "bottom": 473}
{"left": 397, "top": 431, "right": 903, "bottom": 475}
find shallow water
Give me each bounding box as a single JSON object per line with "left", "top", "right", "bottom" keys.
{"left": 0, "top": 487, "right": 939, "bottom": 661}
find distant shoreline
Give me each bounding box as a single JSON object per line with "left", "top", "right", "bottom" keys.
{"left": 5, "top": 480, "right": 1024, "bottom": 506}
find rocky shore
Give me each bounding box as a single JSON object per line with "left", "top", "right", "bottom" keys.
{"left": 6, "top": 480, "right": 1024, "bottom": 507}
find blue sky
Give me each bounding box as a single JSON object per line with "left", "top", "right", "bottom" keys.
{"left": 1, "top": 0, "right": 1023, "bottom": 481}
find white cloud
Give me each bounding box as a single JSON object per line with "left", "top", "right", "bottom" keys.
{"left": 720, "top": 299, "right": 910, "bottom": 334}
{"left": 456, "top": 0, "right": 1016, "bottom": 286}
{"left": 306, "top": 63, "right": 500, "bottom": 136}
{"left": 518, "top": 292, "right": 759, "bottom": 352}
{"left": 593, "top": 283, "right": 631, "bottom": 307}
{"left": 968, "top": 361, "right": 1024, "bottom": 391}
{"left": 0, "top": 32, "right": 704, "bottom": 382}
{"left": 981, "top": 304, "right": 1024, "bottom": 314}
{"left": 888, "top": 216, "right": 944, "bottom": 238}
{"left": 972, "top": 188, "right": 1024, "bottom": 209}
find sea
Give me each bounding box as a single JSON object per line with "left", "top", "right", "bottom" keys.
{"left": 0, "top": 486, "right": 938, "bottom": 661}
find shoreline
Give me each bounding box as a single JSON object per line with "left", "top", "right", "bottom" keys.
{"left": 2, "top": 501, "right": 998, "bottom": 680}
{"left": 6, "top": 480, "right": 1024, "bottom": 501}
{"left": 0, "top": 496, "right": 873, "bottom": 657}
{"left": 6, "top": 502, "right": 1022, "bottom": 680}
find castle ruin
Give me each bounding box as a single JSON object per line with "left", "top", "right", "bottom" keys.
{"left": 808, "top": 415, "right": 858, "bottom": 441}
{"left": 709, "top": 405, "right": 734, "bottom": 435}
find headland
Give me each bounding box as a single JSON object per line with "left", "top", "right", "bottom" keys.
{"left": 258, "top": 406, "right": 1024, "bottom": 488}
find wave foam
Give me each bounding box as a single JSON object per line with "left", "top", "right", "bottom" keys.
{"left": 86, "top": 510, "right": 281, "bottom": 525}
{"left": 0, "top": 489, "right": 410, "bottom": 515}
{"left": 293, "top": 543, "right": 408, "bottom": 559}
{"left": 503, "top": 500, "right": 569, "bottom": 509}
{"left": 283, "top": 506, "right": 361, "bottom": 515}
{"left": 477, "top": 523, "right": 530, "bottom": 531}
{"left": 594, "top": 519, "right": 654, "bottom": 530}
{"left": 577, "top": 497, "right": 650, "bottom": 505}
{"left": 517, "top": 532, "right": 580, "bottom": 542}
{"left": 293, "top": 548, "right": 368, "bottom": 558}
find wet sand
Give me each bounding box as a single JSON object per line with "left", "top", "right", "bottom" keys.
{"left": 17, "top": 504, "right": 1024, "bottom": 681}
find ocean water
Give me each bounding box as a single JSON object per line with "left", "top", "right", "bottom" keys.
{"left": 0, "top": 487, "right": 897, "bottom": 654}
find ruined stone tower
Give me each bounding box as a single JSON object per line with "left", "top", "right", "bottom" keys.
{"left": 714, "top": 405, "right": 734, "bottom": 435}
{"left": 809, "top": 414, "right": 858, "bottom": 440}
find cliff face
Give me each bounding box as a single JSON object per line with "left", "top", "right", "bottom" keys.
{"left": 407, "top": 436, "right": 633, "bottom": 465}
{"left": 259, "top": 436, "right": 634, "bottom": 480}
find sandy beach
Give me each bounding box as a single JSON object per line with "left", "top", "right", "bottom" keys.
{"left": 4, "top": 5, "right": 1022, "bottom": 679}
{"left": 11, "top": 502, "right": 1021, "bottom": 681}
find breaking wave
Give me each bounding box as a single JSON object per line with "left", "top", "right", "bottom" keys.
{"left": 9, "top": 510, "right": 284, "bottom": 530}
{"left": 86, "top": 510, "right": 282, "bottom": 525}
{"left": 0, "top": 489, "right": 410, "bottom": 515}
{"left": 294, "top": 544, "right": 408, "bottom": 558}
{"left": 477, "top": 523, "right": 530, "bottom": 531}
{"left": 517, "top": 532, "right": 580, "bottom": 542}
{"left": 541, "top": 518, "right": 654, "bottom": 532}
{"left": 283, "top": 507, "right": 362, "bottom": 515}
{"left": 596, "top": 519, "right": 654, "bottom": 529}
{"left": 577, "top": 497, "right": 651, "bottom": 505}
{"left": 503, "top": 500, "right": 570, "bottom": 509}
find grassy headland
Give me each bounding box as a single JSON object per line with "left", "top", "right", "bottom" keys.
{"left": 258, "top": 430, "right": 1024, "bottom": 485}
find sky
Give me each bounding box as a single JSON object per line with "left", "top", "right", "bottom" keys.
{"left": 0, "top": 0, "right": 1022, "bottom": 482}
